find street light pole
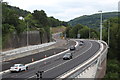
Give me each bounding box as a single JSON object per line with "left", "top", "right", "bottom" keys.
{"left": 98, "top": 10, "right": 103, "bottom": 40}
{"left": 19, "top": 17, "right": 29, "bottom": 47}
{"left": 108, "top": 21, "right": 110, "bottom": 48}
{"left": 27, "top": 22, "right": 29, "bottom": 47}
{"left": 89, "top": 27, "right": 90, "bottom": 39}
{"left": 50, "top": 27, "right": 52, "bottom": 42}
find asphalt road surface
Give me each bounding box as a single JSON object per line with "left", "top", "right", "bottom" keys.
{"left": 2, "top": 40, "right": 100, "bottom": 80}
{"left": 2, "top": 40, "right": 76, "bottom": 71}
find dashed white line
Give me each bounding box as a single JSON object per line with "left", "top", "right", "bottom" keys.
{"left": 28, "top": 41, "right": 92, "bottom": 78}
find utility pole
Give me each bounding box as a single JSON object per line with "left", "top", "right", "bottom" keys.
{"left": 108, "top": 21, "right": 110, "bottom": 48}
{"left": 64, "top": 33, "right": 66, "bottom": 39}
{"left": 27, "top": 22, "right": 29, "bottom": 47}
{"left": 98, "top": 10, "right": 103, "bottom": 40}
{"left": 50, "top": 27, "right": 51, "bottom": 42}
{"left": 89, "top": 27, "right": 90, "bottom": 39}
{"left": 19, "top": 17, "right": 29, "bottom": 48}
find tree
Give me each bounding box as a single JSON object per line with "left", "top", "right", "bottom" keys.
{"left": 104, "top": 59, "right": 120, "bottom": 79}
{"left": 91, "top": 32, "right": 97, "bottom": 39}
{"left": 24, "top": 13, "right": 34, "bottom": 28}
{"left": 44, "top": 26, "right": 50, "bottom": 42}
{"left": 38, "top": 28, "right": 45, "bottom": 44}
{"left": 78, "top": 26, "right": 89, "bottom": 38}
{"left": 2, "top": 2, "right": 26, "bottom": 35}
{"left": 32, "top": 10, "right": 48, "bottom": 27}
{"left": 48, "top": 17, "right": 61, "bottom": 27}
{"left": 2, "top": 7, "right": 19, "bottom": 27}
{"left": 61, "top": 21, "right": 68, "bottom": 27}
{"left": 2, "top": 24, "right": 15, "bottom": 35}
{"left": 90, "top": 28, "right": 99, "bottom": 39}
{"left": 102, "top": 17, "right": 120, "bottom": 79}
{"left": 103, "top": 17, "right": 120, "bottom": 53}
{"left": 15, "top": 20, "right": 26, "bottom": 34}
{"left": 70, "top": 24, "right": 84, "bottom": 38}
{"left": 64, "top": 27, "right": 71, "bottom": 38}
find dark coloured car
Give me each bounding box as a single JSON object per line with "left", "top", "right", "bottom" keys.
{"left": 79, "top": 42, "right": 83, "bottom": 46}
{"left": 63, "top": 53, "right": 72, "bottom": 60}
{"left": 70, "top": 46, "right": 76, "bottom": 51}
{"left": 80, "top": 40, "right": 84, "bottom": 43}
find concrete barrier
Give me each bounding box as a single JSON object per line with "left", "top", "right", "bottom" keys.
{"left": 1, "top": 42, "right": 56, "bottom": 61}
{"left": 0, "top": 39, "right": 78, "bottom": 76}
{"left": 57, "top": 40, "right": 108, "bottom": 78}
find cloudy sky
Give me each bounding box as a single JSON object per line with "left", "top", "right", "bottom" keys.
{"left": 3, "top": 0, "right": 120, "bottom": 21}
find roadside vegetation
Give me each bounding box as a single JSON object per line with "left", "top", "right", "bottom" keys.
{"left": 2, "top": 2, "right": 68, "bottom": 49}
{"left": 64, "top": 24, "right": 99, "bottom": 39}
{"left": 103, "top": 17, "right": 120, "bottom": 79}
{"left": 68, "top": 12, "right": 118, "bottom": 28}
{"left": 65, "top": 16, "right": 120, "bottom": 79}
{"left": 51, "top": 26, "right": 66, "bottom": 34}
{"left": 1, "top": 1, "right": 120, "bottom": 79}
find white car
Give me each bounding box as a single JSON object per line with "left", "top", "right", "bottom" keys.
{"left": 10, "top": 64, "right": 28, "bottom": 72}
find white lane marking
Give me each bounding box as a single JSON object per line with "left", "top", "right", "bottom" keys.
{"left": 1, "top": 40, "right": 78, "bottom": 78}
{"left": 59, "top": 41, "right": 104, "bottom": 78}
{"left": 26, "top": 40, "right": 78, "bottom": 67}
{"left": 27, "top": 40, "right": 79, "bottom": 79}
{"left": 44, "top": 41, "right": 92, "bottom": 72}
{"left": 29, "top": 41, "right": 92, "bottom": 78}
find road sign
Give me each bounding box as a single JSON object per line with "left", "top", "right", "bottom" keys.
{"left": 64, "top": 34, "right": 66, "bottom": 38}
{"left": 77, "top": 34, "right": 80, "bottom": 38}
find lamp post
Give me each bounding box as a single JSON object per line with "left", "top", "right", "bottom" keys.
{"left": 26, "top": 22, "right": 29, "bottom": 46}
{"left": 98, "top": 10, "right": 103, "bottom": 40}
{"left": 19, "top": 17, "right": 29, "bottom": 47}
{"left": 50, "top": 27, "right": 51, "bottom": 42}
{"left": 89, "top": 27, "right": 90, "bottom": 39}
{"left": 108, "top": 21, "right": 110, "bottom": 48}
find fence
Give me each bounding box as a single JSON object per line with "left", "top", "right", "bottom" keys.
{"left": 2, "top": 31, "right": 51, "bottom": 50}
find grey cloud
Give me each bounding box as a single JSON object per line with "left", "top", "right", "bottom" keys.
{"left": 4, "top": 0, "right": 119, "bottom": 21}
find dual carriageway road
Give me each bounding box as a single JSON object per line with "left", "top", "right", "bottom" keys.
{"left": 2, "top": 39, "right": 100, "bottom": 80}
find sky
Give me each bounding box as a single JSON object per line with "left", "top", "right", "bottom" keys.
{"left": 3, "top": 0, "right": 120, "bottom": 21}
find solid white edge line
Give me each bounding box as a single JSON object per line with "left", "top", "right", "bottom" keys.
{"left": 29, "top": 40, "right": 92, "bottom": 79}
{"left": 58, "top": 40, "right": 104, "bottom": 78}
{"left": 28, "top": 39, "right": 79, "bottom": 78}
{"left": 45, "top": 42, "right": 92, "bottom": 73}
{"left": 0, "top": 40, "right": 78, "bottom": 77}
{"left": 56, "top": 41, "right": 93, "bottom": 78}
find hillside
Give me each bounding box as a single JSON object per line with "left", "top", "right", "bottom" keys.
{"left": 2, "top": 2, "right": 68, "bottom": 49}
{"left": 68, "top": 12, "right": 118, "bottom": 28}
{"left": 51, "top": 26, "right": 66, "bottom": 34}
{"left": 2, "top": 2, "right": 30, "bottom": 17}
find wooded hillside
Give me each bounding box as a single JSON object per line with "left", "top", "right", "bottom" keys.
{"left": 68, "top": 12, "right": 118, "bottom": 28}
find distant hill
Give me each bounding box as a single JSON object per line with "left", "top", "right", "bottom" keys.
{"left": 68, "top": 12, "right": 118, "bottom": 28}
